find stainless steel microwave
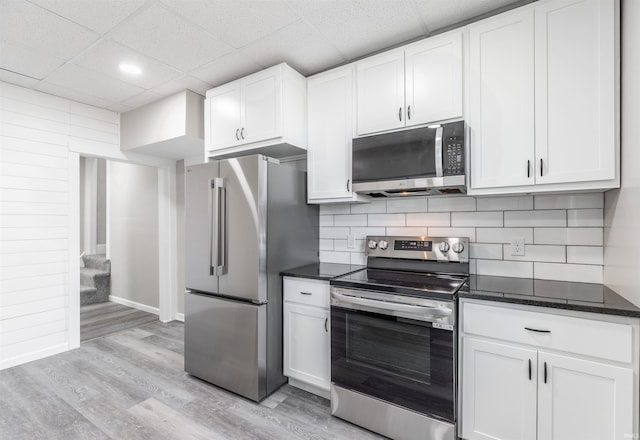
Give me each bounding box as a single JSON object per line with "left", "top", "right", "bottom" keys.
{"left": 351, "top": 121, "right": 465, "bottom": 197}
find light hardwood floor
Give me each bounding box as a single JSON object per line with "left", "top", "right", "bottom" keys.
{"left": 0, "top": 318, "right": 383, "bottom": 440}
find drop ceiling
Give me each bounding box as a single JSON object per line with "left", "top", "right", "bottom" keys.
{"left": 0, "top": 0, "right": 527, "bottom": 113}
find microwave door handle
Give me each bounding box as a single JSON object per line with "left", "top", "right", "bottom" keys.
{"left": 434, "top": 125, "right": 444, "bottom": 178}
{"left": 332, "top": 292, "right": 451, "bottom": 320}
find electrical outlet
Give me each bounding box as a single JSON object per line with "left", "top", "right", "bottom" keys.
{"left": 347, "top": 234, "right": 356, "bottom": 249}
{"left": 511, "top": 237, "right": 526, "bottom": 256}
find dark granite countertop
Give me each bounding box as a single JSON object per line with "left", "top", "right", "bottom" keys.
{"left": 281, "top": 263, "right": 365, "bottom": 281}
{"left": 460, "top": 275, "right": 640, "bottom": 318}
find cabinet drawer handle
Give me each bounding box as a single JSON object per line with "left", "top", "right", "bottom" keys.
{"left": 543, "top": 361, "right": 548, "bottom": 384}
{"left": 527, "top": 160, "right": 531, "bottom": 178}
{"left": 240, "top": 127, "right": 245, "bottom": 140}
{"left": 524, "top": 327, "right": 551, "bottom": 333}
{"left": 235, "top": 129, "right": 240, "bottom": 141}
{"left": 324, "top": 317, "right": 328, "bottom": 333}
{"left": 528, "top": 359, "right": 532, "bottom": 380}
{"left": 300, "top": 291, "right": 312, "bottom": 296}
{"left": 407, "top": 105, "right": 411, "bottom": 120}
{"left": 398, "top": 107, "right": 402, "bottom": 122}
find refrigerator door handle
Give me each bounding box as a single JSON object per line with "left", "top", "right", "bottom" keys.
{"left": 210, "top": 178, "right": 220, "bottom": 275}
{"left": 217, "top": 178, "right": 227, "bottom": 275}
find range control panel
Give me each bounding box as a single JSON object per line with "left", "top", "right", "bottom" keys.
{"left": 366, "top": 236, "right": 469, "bottom": 263}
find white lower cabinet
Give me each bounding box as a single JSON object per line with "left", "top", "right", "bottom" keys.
{"left": 460, "top": 300, "right": 638, "bottom": 440}
{"left": 283, "top": 277, "right": 331, "bottom": 398}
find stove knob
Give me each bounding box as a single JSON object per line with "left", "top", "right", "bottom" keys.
{"left": 379, "top": 240, "right": 388, "bottom": 250}
{"left": 368, "top": 240, "right": 378, "bottom": 249}
{"left": 438, "top": 242, "right": 450, "bottom": 253}
{"left": 452, "top": 241, "right": 465, "bottom": 253}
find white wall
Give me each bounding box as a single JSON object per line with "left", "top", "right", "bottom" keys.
{"left": 109, "top": 161, "right": 160, "bottom": 311}
{"left": 320, "top": 193, "right": 605, "bottom": 284}
{"left": 604, "top": 0, "right": 640, "bottom": 307}
{"left": 0, "top": 81, "right": 119, "bottom": 369}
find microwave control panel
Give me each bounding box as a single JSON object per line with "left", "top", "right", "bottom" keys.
{"left": 442, "top": 121, "right": 465, "bottom": 176}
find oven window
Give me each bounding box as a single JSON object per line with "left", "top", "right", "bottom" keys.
{"left": 346, "top": 314, "right": 431, "bottom": 384}
{"left": 332, "top": 306, "right": 454, "bottom": 423}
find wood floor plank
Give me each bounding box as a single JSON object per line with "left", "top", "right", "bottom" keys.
{"left": 80, "top": 301, "right": 158, "bottom": 342}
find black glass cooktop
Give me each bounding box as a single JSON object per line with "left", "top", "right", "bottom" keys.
{"left": 330, "top": 268, "right": 467, "bottom": 301}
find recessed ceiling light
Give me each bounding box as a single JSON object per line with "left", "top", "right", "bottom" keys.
{"left": 119, "top": 63, "right": 142, "bottom": 75}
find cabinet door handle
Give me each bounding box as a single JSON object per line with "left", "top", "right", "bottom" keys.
{"left": 540, "top": 158, "right": 543, "bottom": 177}
{"left": 528, "top": 359, "right": 532, "bottom": 380}
{"left": 240, "top": 127, "right": 245, "bottom": 140}
{"left": 324, "top": 317, "right": 328, "bottom": 333}
{"left": 346, "top": 179, "right": 350, "bottom": 192}
{"left": 525, "top": 327, "right": 551, "bottom": 334}
{"left": 235, "top": 129, "right": 240, "bottom": 141}
{"left": 398, "top": 107, "right": 402, "bottom": 122}
{"left": 527, "top": 160, "right": 531, "bottom": 178}
{"left": 300, "top": 291, "right": 312, "bottom": 296}
{"left": 543, "top": 361, "right": 548, "bottom": 384}
{"left": 407, "top": 105, "right": 411, "bottom": 120}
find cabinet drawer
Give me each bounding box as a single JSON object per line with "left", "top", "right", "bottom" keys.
{"left": 283, "top": 277, "right": 330, "bottom": 308}
{"left": 462, "top": 302, "right": 633, "bottom": 364}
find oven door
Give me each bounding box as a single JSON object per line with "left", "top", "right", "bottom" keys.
{"left": 330, "top": 288, "right": 456, "bottom": 423}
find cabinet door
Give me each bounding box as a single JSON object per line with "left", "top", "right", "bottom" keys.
{"left": 537, "top": 352, "right": 633, "bottom": 440}
{"left": 461, "top": 338, "right": 537, "bottom": 440}
{"left": 468, "top": 9, "right": 535, "bottom": 189}
{"left": 283, "top": 302, "right": 330, "bottom": 391}
{"left": 405, "top": 30, "right": 463, "bottom": 127}
{"left": 307, "top": 66, "right": 355, "bottom": 201}
{"left": 205, "top": 81, "right": 242, "bottom": 151}
{"left": 534, "top": 0, "right": 616, "bottom": 184}
{"left": 241, "top": 67, "right": 282, "bottom": 144}
{"left": 355, "top": 50, "right": 405, "bottom": 135}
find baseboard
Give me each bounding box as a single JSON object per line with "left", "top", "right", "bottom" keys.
{"left": 0, "top": 343, "right": 69, "bottom": 371}
{"left": 108, "top": 295, "right": 160, "bottom": 315}
{"left": 175, "top": 313, "right": 184, "bottom": 322}
{"left": 288, "top": 377, "right": 330, "bottom": 400}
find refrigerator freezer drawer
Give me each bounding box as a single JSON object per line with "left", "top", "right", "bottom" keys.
{"left": 184, "top": 291, "right": 267, "bottom": 401}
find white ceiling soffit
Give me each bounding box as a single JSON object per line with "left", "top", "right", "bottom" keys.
{"left": 0, "top": 0, "right": 528, "bottom": 112}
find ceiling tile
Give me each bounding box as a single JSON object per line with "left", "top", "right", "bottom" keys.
{"left": 27, "top": 0, "right": 146, "bottom": 35}
{"left": 43, "top": 63, "right": 145, "bottom": 102}
{"left": 240, "top": 20, "right": 347, "bottom": 76}
{"left": 0, "top": 0, "right": 99, "bottom": 59}
{"left": 110, "top": 3, "right": 233, "bottom": 72}
{"left": 413, "top": 0, "right": 523, "bottom": 32}
{"left": 189, "top": 52, "right": 263, "bottom": 88}
{"left": 0, "top": 41, "right": 65, "bottom": 80}
{"left": 161, "top": 0, "right": 300, "bottom": 49}
{"left": 122, "top": 90, "right": 164, "bottom": 109}
{"left": 73, "top": 39, "right": 182, "bottom": 89}
{"left": 106, "top": 103, "right": 135, "bottom": 113}
{"left": 0, "top": 69, "right": 40, "bottom": 89}
{"left": 35, "top": 82, "right": 115, "bottom": 109}
{"left": 150, "top": 75, "right": 211, "bottom": 97}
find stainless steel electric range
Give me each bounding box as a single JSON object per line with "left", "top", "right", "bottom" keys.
{"left": 329, "top": 236, "right": 470, "bottom": 440}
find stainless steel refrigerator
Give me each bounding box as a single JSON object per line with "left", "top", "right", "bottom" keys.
{"left": 184, "top": 155, "right": 319, "bottom": 402}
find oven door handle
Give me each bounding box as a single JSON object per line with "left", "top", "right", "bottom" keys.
{"left": 331, "top": 292, "right": 451, "bottom": 322}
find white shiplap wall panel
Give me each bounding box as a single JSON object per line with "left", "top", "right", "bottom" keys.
{"left": 0, "top": 81, "right": 120, "bottom": 370}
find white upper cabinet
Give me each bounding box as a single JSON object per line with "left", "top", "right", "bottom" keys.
{"left": 468, "top": 9, "right": 535, "bottom": 189}
{"left": 356, "top": 29, "right": 464, "bottom": 136}
{"left": 534, "top": 0, "right": 616, "bottom": 185}
{"left": 204, "top": 63, "right": 307, "bottom": 159}
{"left": 468, "top": 0, "right": 618, "bottom": 194}
{"left": 307, "top": 65, "right": 365, "bottom": 203}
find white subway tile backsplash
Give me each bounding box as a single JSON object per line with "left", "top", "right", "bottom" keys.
{"left": 387, "top": 197, "right": 429, "bottom": 213}
{"left": 470, "top": 243, "right": 503, "bottom": 260}
{"left": 476, "top": 195, "right": 533, "bottom": 211}
{"left": 534, "top": 228, "right": 603, "bottom": 246}
{"left": 535, "top": 193, "right": 603, "bottom": 210}
{"left": 317, "top": 194, "right": 604, "bottom": 281}
{"left": 406, "top": 212, "right": 450, "bottom": 227}
{"left": 427, "top": 227, "right": 476, "bottom": 241}
{"left": 534, "top": 262, "right": 602, "bottom": 283}
{"left": 567, "top": 209, "right": 604, "bottom": 227}
{"left": 567, "top": 246, "right": 603, "bottom": 265}
{"left": 504, "top": 210, "right": 566, "bottom": 227}
{"left": 452, "top": 211, "right": 503, "bottom": 227}
{"left": 334, "top": 214, "right": 367, "bottom": 227}
{"left": 502, "top": 244, "right": 566, "bottom": 263}
{"left": 476, "top": 260, "right": 534, "bottom": 278}
{"left": 477, "top": 228, "right": 534, "bottom": 244}
{"left": 351, "top": 200, "right": 387, "bottom": 214}
{"left": 428, "top": 196, "right": 476, "bottom": 212}
{"left": 368, "top": 213, "right": 405, "bottom": 227}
